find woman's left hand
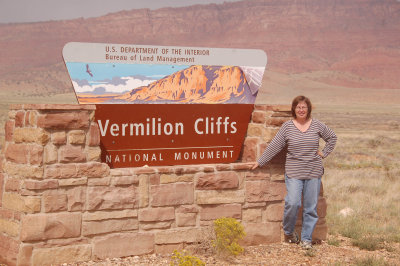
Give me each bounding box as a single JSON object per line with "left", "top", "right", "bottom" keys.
{"left": 317, "top": 150, "right": 324, "bottom": 158}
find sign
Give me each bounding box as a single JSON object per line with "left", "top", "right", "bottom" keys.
{"left": 63, "top": 42, "right": 267, "bottom": 168}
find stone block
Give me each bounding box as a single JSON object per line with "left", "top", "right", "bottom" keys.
{"left": 270, "top": 164, "right": 285, "bottom": 181}
{"left": 241, "top": 222, "right": 281, "bottom": 246}
{"left": 88, "top": 123, "right": 100, "bottom": 146}
{"left": 271, "top": 111, "right": 292, "bottom": 117}
{"left": 139, "top": 207, "right": 175, "bottom": 222}
{"left": 20, "top": 213, "right": 81, "bottom": 241}
{"left": 83, "top": 210, "right": 138, "bottom": 221}
{"left": 151, "top": 183, "right": 194, "bottom": 207}
{"left": 110, "top": 168, "right": 133, "bottom": 176}
{"left": 203, "top": 166, "right": 215, "bottom": 172}
{"left": 59, "top": 145, "right": 86, "bottom": 163}
{"left": 32, "top": 245, "right": 91, "bottom": 266}
{"left": 4, "top": 162, "right": 43, "bottom": 179}
{"left": 270, "top": 149, "right": 287, "bottom": 164}
{"left": 5, "top": 178, "right": 20, "bottom": 192}
{"left": 13, "top": 128, "right": 50, "bottom": 145}
{"left": 93, "top": 233, "right": 154, "bottom": 259}
{"left": 0, "top": 234, "right": 19, "bottom": 266}
{"left": 37, "top": 111, "right": 90, "bottom": 129}
{"left": 160, "top": 174, "right": 193, "bottom": 184}
{"left": 196, "top": 190, "right": 245, "bottom": 205}
{"left": 44, "top": 144, "right": 58, "bottom": 164}
{"left": 252, "top": 111, "right": 266, "bottom": 124}
{"left": 5, "top": 120, "right": 14, "bottom": 142}
{"left": 29, "top": 144, "right": 44, "bottom": 165}
{"left": 242, "top": 137, "right": 258, "bottom": 162}
{"left": 68, "top": 130, "right": 86, "bottom": 145}
{"left": 200, "top": 204, "right": 241, "bottom": 221}
{"left": 155, "top": 243, "right": 184, "bottom": 254}
{"left": 15, "top": 111, "right": 25, "bottom": 127}
{"left": 0, "top": 218, "right": 20, "bottom": 237}
{"left": 243, "top": 202, "right": 267, "bottom": 208}
{"left": 140, "top": 221, "right": 173, "bottom": 230}
{"left": 87, "top": 186, "right": 136, "bottom": 210}
{"left": 5, "top": 143, "right": 29, "bottom": 164}
{"left": 243, "top": 208, "right": 262, "bottom": 223}
{"left": 88, "top": 176, "right": 111, "bottom": 186}
{"left": 317, "top": 197, "right": 327, "bottom": 218}
{"left": 266, "top": 105, "right": 291, "bottom": 112}
{"left": 51, "top": 131, "right": 66, "bottom": 145}
{"left": 0, "top": 173, "right": 3, "bottom": 206}
{"left": 215, "top": 164, "right": 231, "bottom": 171}
{"left": 44, "top": 164, "right": 77, "bottom": 179}
{"left": 58, "top": 177, "right": 87, "bottom": 187}
{"left": 247, "top": 123, "right": 263, "bottom": 137}
{"left": 111, "top": 175, "right": 139, "bottom": 186}
{"left": 43, "top": 190, "right": 68, "bottom": 212}
{"left": 262, "top": 128, "right": 279, "bottom": 143}
{"left": 26, "top": 110, "right": 38, "bottom": 126}
{"left": 2, "top": 193, "right": 41, "bottom": 213}
{"left": 17, "top": 244, "right": 33, "bottom": 266}
{"left": 266, "top": 117, "right": 289, "bottom": 127}
{"left": 132, "top": 168, "right": 156, "bottom": 175}
{"left": 155, "top": 228, "right": 202, "bottom": 244}
{"left": 195, "top": 171, "right": 239, "bottom": 190}
{"left": 87, "top": 147, "right": 101, "bottom": 161}
{"left": 176, "top": 213, "right": 197, "bottom": 227}
{"left": 320, "top": 182, "right": 324, "bottom": 197}
{"left": 139, "top": 174, "right": 149, "bottom": 208}
{"left": 176, "top": 205, "right": 199, "bottom": 213}
{"left": 312, "top": 223, "right": 328, "bottom": 241}
{"left": 177, "top": 166, "right": 202, "bottom": 174}
{"left": 67, "top": 186, "right": 86, "bottom": 211}
{"left": 246, "top": 169, "right": 270, "bottom": 181}
{"left": 246, "top": 180, "right": 286, "bottom": 202}
{"left": 77, "top": 162, "right": 109, "bottom": 178}
{"left": 82, "top": 218, "right": 138, "bottom": 236}
{"left": 266, "top": 203, "right": 284, "bottom": 222}
{"left": 155, "top": 167, "right": 174, "bottom": 174}
{"left": 149, "top": 174, "right": 160, "bottom": 185}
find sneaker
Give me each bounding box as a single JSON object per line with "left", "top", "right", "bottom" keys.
{"left": 300, "top": 241, "right": 312, "bottom": 250}
{"left": 284, "top": 232, "right": 300, "bottom": 244}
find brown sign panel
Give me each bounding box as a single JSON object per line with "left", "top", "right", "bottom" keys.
{"left": 95, "top": 104, "right": 254, "bottom": 168}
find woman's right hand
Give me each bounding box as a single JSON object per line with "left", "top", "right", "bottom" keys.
{"left": 251, "top": 162, "right": 259, "bottom": 170}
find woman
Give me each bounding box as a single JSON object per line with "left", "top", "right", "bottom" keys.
{"left": 252, "top": 95, "right": 337, "bottom": 249}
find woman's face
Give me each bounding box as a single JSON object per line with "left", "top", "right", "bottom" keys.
{"left": 295, "top": 101, "right": 308, "bottom": 120}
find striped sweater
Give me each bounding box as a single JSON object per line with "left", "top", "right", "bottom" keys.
{"left": 257, "top": 119, "right": 337, "bottom": 179}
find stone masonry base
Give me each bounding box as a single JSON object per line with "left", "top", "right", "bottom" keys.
{"left": 0, "top": 104, "right": 327, "bottom": 266}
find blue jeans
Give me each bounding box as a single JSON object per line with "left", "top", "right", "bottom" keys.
{"left": 283, "top": 175, "right": 321, "bottom": 242}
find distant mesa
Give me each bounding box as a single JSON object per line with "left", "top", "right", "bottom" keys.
{"left": 114, "top": 65, "right": 256, "bottom": 104}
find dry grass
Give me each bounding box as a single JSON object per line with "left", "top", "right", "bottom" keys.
{"left": 315, "top": 107, "right": 400, "bottom": 250}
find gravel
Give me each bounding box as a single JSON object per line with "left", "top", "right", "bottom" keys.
{"left": 63, "top": 235, "right": 400, "bottom": 266}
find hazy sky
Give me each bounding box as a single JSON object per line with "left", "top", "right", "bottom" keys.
{"left": 0, "top": 0, "right": 242, "bottom": 24}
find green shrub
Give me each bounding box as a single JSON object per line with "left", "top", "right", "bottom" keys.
{"left": 170, "top": 250, "right": 205, "bottom": 266}
{"left": 212, "top": 217, "right": 246, "bottom": 256}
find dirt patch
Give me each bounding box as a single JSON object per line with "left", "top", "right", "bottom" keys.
{"left": 64, "top": 235, "right": 400, "bottom": 265}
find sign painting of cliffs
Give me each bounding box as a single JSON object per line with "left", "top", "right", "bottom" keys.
{"left": 62, "top": 43, "right": 267, "bottom": 167}
{"left": 63, "top": 43, "right": 266, "bottom": 105}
